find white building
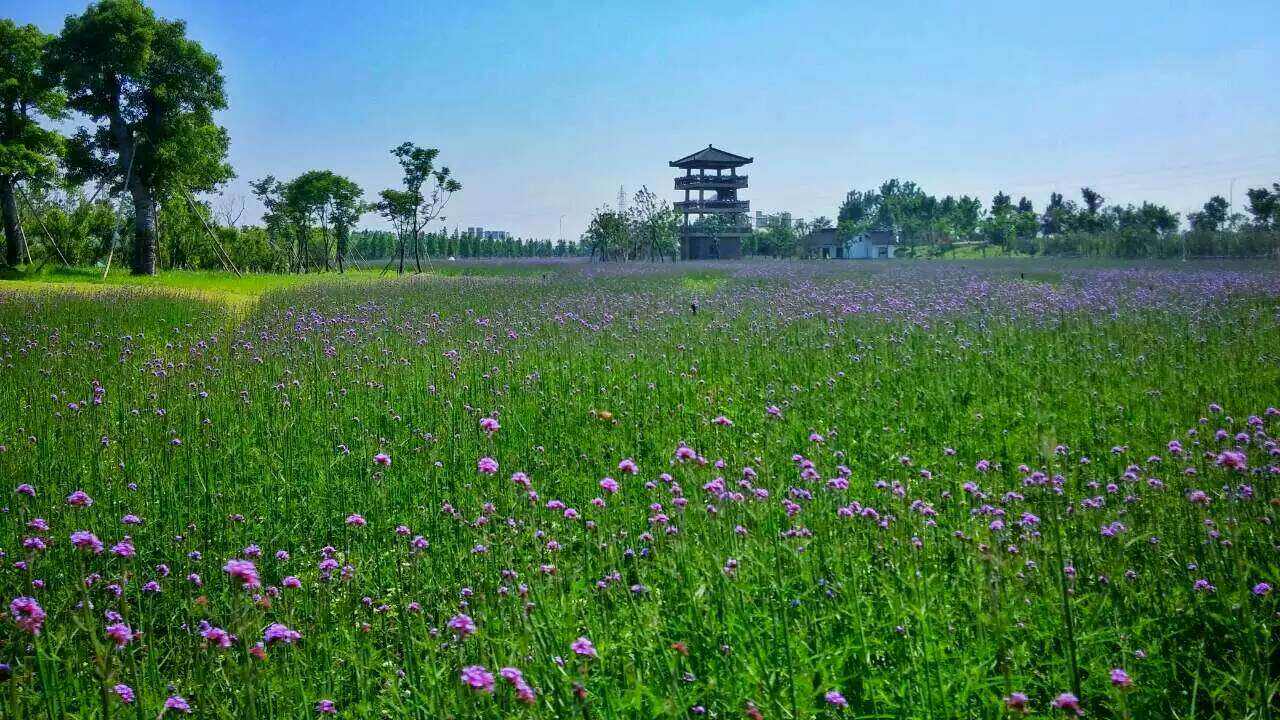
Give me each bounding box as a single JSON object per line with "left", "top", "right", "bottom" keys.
{"left": 804, "top": 228, "right": 899, "bottom": 259}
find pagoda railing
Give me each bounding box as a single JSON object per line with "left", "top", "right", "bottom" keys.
{"left": 675, "top": 175, "right": 748, "bottom": 189}
{"left": 674, "top": 200, "right": 750, "bottom": 213}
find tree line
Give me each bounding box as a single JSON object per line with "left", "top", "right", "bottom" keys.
{"left": 826, "top": 179, "right": 1280, "bottom": 259}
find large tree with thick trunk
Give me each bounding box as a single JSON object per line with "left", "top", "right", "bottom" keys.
{"left": 0, "top": 20, "right": 65, "bottom": 267}
{"left": 51, "top": 0, "right": 232, "bottom": 275}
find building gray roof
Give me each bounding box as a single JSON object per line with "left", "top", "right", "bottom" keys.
{"left": 670, "top": 145, "right": 753, "bottom": 168}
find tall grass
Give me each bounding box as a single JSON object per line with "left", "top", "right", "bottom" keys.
{"left": 0, "top": 261, "right": 1277, "bottom": 718}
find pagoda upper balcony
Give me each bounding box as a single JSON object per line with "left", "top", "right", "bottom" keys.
{"left": 681, "top": 223, "right": 752, "bottom": 237}
{"left": 674, "top": 199, "right": 749, "bottom": 214}
{"left": 675, "top": 175, "right": 748, "bottom": 190}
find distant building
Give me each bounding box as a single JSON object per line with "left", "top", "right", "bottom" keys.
{"left": 671, "top": 145, "right": 752, "bottom": 260}
{"left": 804, "top": 228, "right": 899, "bottom": 259}
{"left": 466, "top": 227, "right": 510, "bottom": 240}
{"left": 753, "top": 211, "right": 792, "bottom": 230}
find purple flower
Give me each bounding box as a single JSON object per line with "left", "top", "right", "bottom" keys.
{"left": 9, "top": 596, "right": 45, "bottom": 635}
{"left": 1110, "top": 668, "right": 1132, "bottom": 688}
{"left": 71, "top": 530, "right": 104, "bottom": 554}
{"left": 373, "top": 452, "right": 391, "bottom": 466}
{"left": 66, "top": 489, "right": 93, "bottom": 507}
{"left": 106, "top": 622, "right": 134, "bottom": 649}
{"left": 162, "top": 695, "right": 192, "bottom": 715}
{"left": 1051, "top": 693, "right": 1083, "bottom": 716}
{"left": 113, "top": 684, "right": 135, "bottom": 704}
{"left": 477, "top": 456, "right": 499, "bottom": 474}
{"left": 315, "top": 699, "right": 337, "bottom": 714}
{"left": 223, "top": 559, "right": 261, "bottom": 589}
{"left": 263, "top": 622, "right": 301, "bottom": 645}
{"left": 460, "top": 664, "right": 495, "bottom": 693}
{"left": 201, "top": 624, "right": 234, "bottom": 648}
{"left": 824, "top": 690, "right": 848, "bottom": 707}
{"left": 1004, "top": 692, "right": 1029, "bottom": 712}
{"left": 1215, "top": 450, "right": 1247, "bottom": 470}
{"left": 447, "top": 613, "right": 476, "bottom": 638}
{"left": 570, "top": 636, "right": 597, "bottom": 658}
{"left": 1253, "top": 582, "right": 1272, "bottom": 596}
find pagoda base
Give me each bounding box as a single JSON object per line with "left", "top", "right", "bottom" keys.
{"left": 681, "top": 236, "right": 742, "bottom": 261}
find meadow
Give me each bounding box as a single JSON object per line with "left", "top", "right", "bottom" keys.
{"left": 0, "top": 258, "right": 1278, "bottom": 719}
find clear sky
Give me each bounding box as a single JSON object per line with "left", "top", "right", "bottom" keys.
{"left": 5, "top": 0, "right": 1278, "bottom": 238}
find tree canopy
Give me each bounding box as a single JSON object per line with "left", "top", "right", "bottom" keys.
{"left": 0, "top": 19, "right": 66, "bottom": 265}
{"left": 50, "top": 0, "right": 232, "bottom": 274}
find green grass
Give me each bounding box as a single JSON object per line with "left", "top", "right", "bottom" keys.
{"left": 0, "top": 260, "right": 1277, "bottom": 719}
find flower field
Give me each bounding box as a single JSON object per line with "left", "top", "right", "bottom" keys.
{"left": 1, "top": 260, "right": 1278, "bottom": 719}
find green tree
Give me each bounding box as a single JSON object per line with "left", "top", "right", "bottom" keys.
{"left": 1189, "top": 195, "right": 1229, "bottom": 233}
{"left": 627, "top": 185, "right": 678, "bottom": 261}
{"left": 51, "top": 0, "right": 232, "bottom": 275}
{"left": 379, "top": 142, "right": 460, "bottom": 273}
{"left": 1244, "top": 184, "right": 1278, "bottom": 229}
{"left": 1040, "top": 192, "right": 1077, "bottom": 236}
{"left": 0, "top": 20, "right": 65, "bottom": 266}
{"left": 374, "top": 188, "right": 417, "bottom": 272}
{"left": 329, "top": 176, "right": 364, "bottom": 272}
{"left": 582, "top": 206, "right": 629, "bottom": 261}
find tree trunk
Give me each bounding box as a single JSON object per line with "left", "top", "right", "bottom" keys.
{"left": 412, "top": 217, "right": 422, "bottom": 273}
{"left": 1, "top": 175, "right": 27, "bottom": 267}
{"left": 130, "top": 182, "right": 158, "bottom": 275}
{"left": 336, "top": 228, "right": 346, "bottom": 273}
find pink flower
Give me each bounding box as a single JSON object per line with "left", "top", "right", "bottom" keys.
{"left": 477, "top": 457, "right": 499, "bottom": 474}
{"left": 373, "top": 452, "right": 391, "bottom": 466}
{"left": 223, "top": 559, "right": 261, "bottom": 589}
{"left": 345, "top": 514, "right": 367, "bottom": 527}
{"left": 479, "top": 417, "right": 500, "bottom": 434}
{"left": 201, "top": 625, "right": 234, "bottom": 648}
{"left": 460, "top": 664, "right": 495, "bottom": 693}
{"left": 617, "top": 458, "right": 639, "bottom": 474}
{"left": 599, "top": 477, "right": 620, "bottom": 494}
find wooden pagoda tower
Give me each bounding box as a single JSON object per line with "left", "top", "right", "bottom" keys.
{"left": 670, "top": 145, "right": 752, "bottom": 260}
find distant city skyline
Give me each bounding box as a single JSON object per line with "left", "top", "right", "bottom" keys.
{"left": 4, "top": 0, "right": 1277, "bottom": 239}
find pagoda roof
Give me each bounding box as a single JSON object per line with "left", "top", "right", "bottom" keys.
{"left": 670, "top": 145, "right": 753, "bottom": 168}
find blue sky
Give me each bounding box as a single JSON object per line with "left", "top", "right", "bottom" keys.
{"left": 6, "top": 0, "right": 1278, "bottom": 238}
